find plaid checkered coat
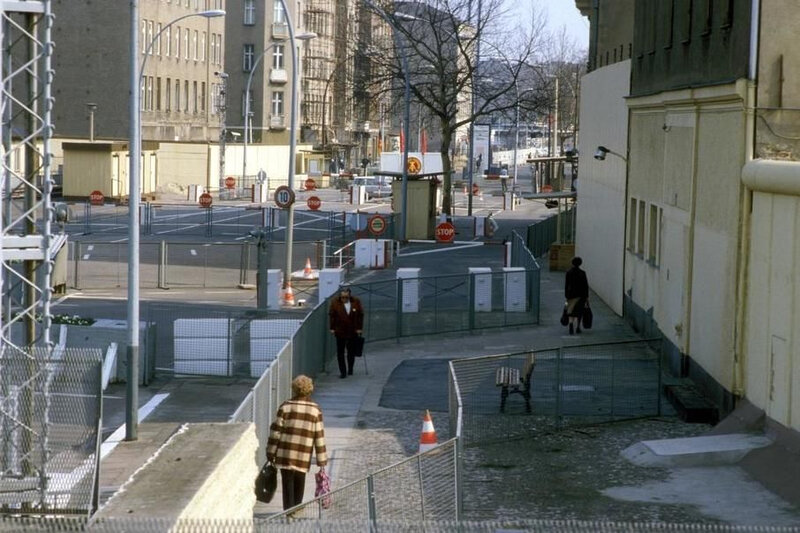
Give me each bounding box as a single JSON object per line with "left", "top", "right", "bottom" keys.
{"left": 267, "top": 398, "right": 328, "bottom": 472}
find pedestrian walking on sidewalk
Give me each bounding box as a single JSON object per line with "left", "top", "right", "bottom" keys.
{"left": 267, "top": 375, "right": 328, "bottom": 511}
{"left": 328, "top": 287, "right": 364, "bottom": 378}
{"left": 564, "top": 256, "right": 589, "bottom": 335}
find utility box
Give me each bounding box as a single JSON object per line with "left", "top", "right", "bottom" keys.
{"left": 393, "top": 180, "right": 438, "bottom": 239}
{"left": 503, "top": 267, "right": 526, "bottom": 312}
{"left": 263, "top": 269, "right": 282, "bottom": 310}
{"left": 397, "top": 268, "right": 421, "bottom": 313}
{"left": 252, "top": 183, "right": 268, "bottom": 203}
{"left": 354, "top": 239, "right": 391, "bottom": 269}
{"left": 469, "top": 267, "right": 492, "bottom": 312}
{"left": 188, "top": 184, "right": 204, "bottom": 202}
{"left": 351, "top": 184, "right": 367, "bottom": 205}
{"left": 319, "top": 268, "right": 345, "bottom": 301}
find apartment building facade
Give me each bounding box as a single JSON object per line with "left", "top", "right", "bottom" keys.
{"left": 576, "top": 0, "right": 800, "bottom": 443}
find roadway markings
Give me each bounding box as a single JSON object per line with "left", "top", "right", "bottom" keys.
{"left": 100, "top": 392, "right": 170, "bottom": 459}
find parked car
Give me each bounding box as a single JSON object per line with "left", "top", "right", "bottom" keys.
{"left": 352, "top": 176, "right": 392, "bottom": 199}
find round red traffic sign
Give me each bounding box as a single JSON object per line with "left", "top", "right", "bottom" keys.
{"left": 435, "top": 221, "right": 456, "bottom": 243}
{"left": 224, "top": 176, "right": 236, "bottom": 189}
{"left": 89, "top": 190, "right": 104, "bottom": 206}
{"left": 367, "top": 214, "right": 387, "bottom": 236}
{"left": 304, "top": 178, "right": 316, "bottom": 191}
{"left": 198, "top": 192, "right": 213, "bottom": 208}
{"left": 273, "top": 185, "right": 295, "bottom": 208}
{"left": 307, "top": 195, "right": 321, "bottom": 211}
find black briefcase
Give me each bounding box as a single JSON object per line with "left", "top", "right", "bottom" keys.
{"left": 353, "top": 335, "right": 365, "bottom": 357}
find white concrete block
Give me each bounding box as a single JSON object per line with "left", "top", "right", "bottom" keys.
{"left": 397, "top": 268, "right": 421, "bottom": 313}
{"left": 622, "top": 433, "right": 774, "bottom": 468}
{"left": 469, "top": 267, "right": 492, "bottom": 312}
{"left": 503, "top": 267, "right": 526, "bottom": 312}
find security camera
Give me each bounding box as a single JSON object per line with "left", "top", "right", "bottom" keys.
{"left": 230, "top": 131, "right": 241, "bottom": 138}
{"left": 594, "top": 146, "right": 609, "bottom": 161}
{"left": 214, "top": 71, "right": 228, "bottom": 78}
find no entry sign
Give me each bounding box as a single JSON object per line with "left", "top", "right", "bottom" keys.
{"left": 224, "top": 176, "right": 236, "bottom": 189}
{"left": 198, "top": 192, "right": 213, "bottom": 208}
{"left": 367, "top": 214, "right": 387, "bottom": 236}
{"left": 89, "top": 190, "right": 104, "bottom": 206}
{"left": 435, "top": 221, "right": 456, "bottom": 243}
{"left": 307, "top": 195, "right": 322, "bottom": 210}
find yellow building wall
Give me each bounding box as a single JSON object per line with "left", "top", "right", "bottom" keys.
{"left": 157, "top": 143, "right": 209, "bottom": 191}
{"left": 743, "top": 160, "right": 800, "bottom": 432}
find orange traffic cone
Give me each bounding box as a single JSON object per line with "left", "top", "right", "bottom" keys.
{"left": 303, "top": 257, "right": 314, "bottom": 279}
{"left": 283, "top": 283, "right": 296, "bottom": 306}
{"left": 418, "top": 410, "right": 437, "bottom": 453}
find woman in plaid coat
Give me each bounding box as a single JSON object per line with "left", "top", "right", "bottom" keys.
{"left": 267, "top": 375, "right": 328, "bottom": 510}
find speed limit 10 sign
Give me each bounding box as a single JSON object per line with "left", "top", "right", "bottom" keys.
{"left": 273, "top": 185, "right": 295, "bottom": 208}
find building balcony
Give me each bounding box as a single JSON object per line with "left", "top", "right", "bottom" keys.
{"left": 270, "top": 114, "right": 286, "bottom": 129}
{"left": 272, "top": 23, "right": 289, "bottom": 40}
{"left": 269, "top": 69, "right": 288, "bottom": 84}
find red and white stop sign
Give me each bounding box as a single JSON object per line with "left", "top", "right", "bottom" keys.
{"left": 435, "top": 221, "right": 456, "bottom": 243}
{"left": 198, "top": 192, "right": 213, "bottom": 208}
{"left": 224, "top": 176, "right": 236, "bottom": 189}
{"left": 89, "top": 190, "right": 104, "bottom": 206}
{"left": 307, "top": 195, "right": 321, "bottom": 211}
{"left": 304, "top": 178, "right": 316, "bottom": 191}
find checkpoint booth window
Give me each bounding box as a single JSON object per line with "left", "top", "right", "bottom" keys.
{"left": 375, "top": 171, "right": 452, "bottom": 241}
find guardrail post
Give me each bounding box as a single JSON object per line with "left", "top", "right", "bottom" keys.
{"left": 73, "top": 241, "right": 80, "bottom": 289}
{"left": 395, "top": 278, "right": 403, "bottom": 340}
{"left": 158, "top": 240, "right": 167, "bottom": 289}
{"left": 367, "top": 474, "right": 377, "bottom": 529}
{"left": 206, "top": 206, "right": 213, "bottom": 238}
{"left": 468, "top": 272, "right": 476, "bottom": 332}
{"left": 84, "top": 202, "right": 91, "bottom": 234}
{"left": 240, "top": 242, "right": 250, "bottom": 286}
{"left": 455, "top": 437, "right": 463, "bottom": 521}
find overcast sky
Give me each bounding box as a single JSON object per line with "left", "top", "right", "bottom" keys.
{"left": 511, "top": 0, "right": 590, "bottom": 50}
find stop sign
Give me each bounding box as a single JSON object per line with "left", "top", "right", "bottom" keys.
{"left": 198, "top": 192, "right": 213, "bottom": 208}
{"left": 89, "top": 190, "right": 104, "bottom": 206}
{"left": 435, "top": 221, "right": 456, "bottom": 243}
{"left": 224, "top": 176, "right": 236, "bottom": 189}
{"left": 304, "top": 177, "right": 316, "bottom": 191}
{"left": 307, "top": 195, "right": 321, "bottom": 211}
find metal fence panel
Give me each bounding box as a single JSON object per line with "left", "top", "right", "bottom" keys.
{"left": 0, "top": 347, "right": 102, "bottom": 515}
{"left": 68, "top": 242, "right": 160, "bottom": 290}
{"left": 164, "top": 242, "right": 242, "bottom": 289}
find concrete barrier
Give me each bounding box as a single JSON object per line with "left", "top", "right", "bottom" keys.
{"left": 96, "top": 423, "right": 258, "bottom": 524}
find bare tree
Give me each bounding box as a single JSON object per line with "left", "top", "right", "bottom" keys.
{"left": 361, "top": 0, "right": 549, "bottom": 215}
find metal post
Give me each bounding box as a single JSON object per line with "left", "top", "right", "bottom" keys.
{"left": 216, "top": 71, "right": 228, "bottom": 195}
{"left": 243, "top": 47, "right": 276, "bottom": 187}
{"left": 513, "top": 82, "right": 519, "bottom": 190}
{"left": 126, "top": 0, "right": 140, "bottom": 441}
{"left": 87, "top": 103, "right": 97, "bottom": 142}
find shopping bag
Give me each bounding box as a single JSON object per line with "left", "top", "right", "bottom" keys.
{"left": 315, "top": 467, "right": 332, "bottom": 509}
{"left": 582, "top": 302, "right": 593, "bottom": 330}
{"left": 560, "top": 304, "right": 569, "bottom": 326}
{"left": 254, "top": 461, "right": 277, "bottom": 503}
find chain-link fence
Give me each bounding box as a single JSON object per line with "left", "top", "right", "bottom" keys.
{"left": 268, "top": 438, "right": 460, "bottom": 523}
{"left": 349, "top": 268, "right": 540, "bottom": 343}
{"left": 0, "top": 347, "right": 102, "bottom": 515}
{"left": 526, "top": 205, "right": 576, "bottom": 257}
{"left": 449, "top": 339, "right": 663, "bottom": 446}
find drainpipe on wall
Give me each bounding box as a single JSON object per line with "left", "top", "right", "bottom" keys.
{"left": 681, "top": 104, "right": 701, "bottom": 375}
{"left": 732, "top": 0, "right": 761, "bottom": 398}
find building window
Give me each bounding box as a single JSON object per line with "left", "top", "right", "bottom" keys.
{"left": 166, "top": 78, "right": 172, "bottom": 111}
{"left": 211, "top": 34, "right": 216, "bottom": 64}
{"left": 273, "top": 1, "right": 286, "bottom": 24}
{"left": 175, "top": 26, "right": 181, "bottom": 58}
{"left": 175, "top": 79, "right": 181, "bottom": 111}
{"left": 242, "top": 89, "right": 254, "bottom": 117}
{"left": 193, "top": 81, "right": 198, "bottom": 113}
{"left": 271, "top": 91, "right": 284, "bottom": 116}
{"left": 201, "top": 32, "right": 206, "bottom": 62}
{"left": 147, "top": 77, "right": 154, "bottom": 110}
{"left": 721, "top": 0, "right": 734, "bottom": 28}
{"left": 156, "top": 23, "right": 162, "bottom": 55}
{"left": 193, "top": 30, "right": 198, "bottom": 60}
{"left": 637, "top": 200, "right": 646, "bottom": 255}
{"left": 156, "top": 77, "right": 162, "bottom": 110}
{"left": 648, "top": 204, "right": 661, "bottom": 265}
{"left": 184, "top": 80, "right": 189, "bottom": 112}
{"left": 184, "top": 29, "right": 190, "bottom": 60}
{"left": 216, "top": 34, "right": 223, "bottom": 65}
{"left": 244, "top": 0, "right": 255, "bottom": 25}
{"left": 679, "top": 0, "right": 692, "bottom": 43}
{"left": 663, "top": 1, "right": 674, "bottom": 48}
{"left": 201, "top": 82, "right": 206, "bottom": 111}
{"left": 628, "top": 197, "right": 637, "bottom": 251}
{"left": 166, "top": 26, "right": 171, "bottom": 57}
{"left": 272, "top": 44, "right": 284, "bottom": 69}
{"left": 243, "top": 44, "right": 255, "bottom": 71}
{"left": 701, "top": 0, "right": 713, "bottom": 35}
{"left": 141, "top": 20, "right": 147, "bottom": 54}
{"left": 147, "top": 21, "right": 154, "bottom": 54}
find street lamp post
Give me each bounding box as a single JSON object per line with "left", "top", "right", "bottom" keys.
{"left": 127, "top": 5, "right": 224, "bottom": 441}
{"left": 242, "top": 33, "right": 316, "bottom": 189}
{"left": 364, "top": 0, "right": 411, "bottom": 242}
{"left": 466, "top": 0, "right": 482, "bottom": 217}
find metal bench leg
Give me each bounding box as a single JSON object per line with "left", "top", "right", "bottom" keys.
{"left": 500, "top": 387, "right": 509, "bottom": 413}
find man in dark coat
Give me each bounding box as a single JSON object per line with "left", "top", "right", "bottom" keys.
{"left": 328, "top": 287, "right": 364, "bottom": 378}
{"left": 564, "top": 256, "right": 589, "bottom": 335}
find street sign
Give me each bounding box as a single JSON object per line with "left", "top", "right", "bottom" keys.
{"left": 407, "top": 156, "right": 422, "bottom": 175}
{"left": 198, "top": 192, "right": 213, "bottom": 208}
{"left": 256, "top": 169, "right": 267, "bottom": 184}
{"left": 435, "top": 221, "right": 456, "bottom": 243}
{"left": 224, "top": 176, "right": 236, "bottom": 189}
{"left": 89, "top": 190, "right": 104, "bottom": 206}
{"left": 304, "top": 177, "right": 316, "bottom": 191}
{"left": 367, "top": 214, "right": 387, "bottom": 237}
{"left": 274, "top": 185, "right": 295, "bottom": 208}
{"left": 307, "top": 195, "right": 321, "bottom": 211}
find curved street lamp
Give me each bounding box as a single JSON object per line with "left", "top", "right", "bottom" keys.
{"left": 242, "top": 32, "right": 317, "bottom": 188}
{"left": 126, "top": 7, "right": 225, "bottom": 441}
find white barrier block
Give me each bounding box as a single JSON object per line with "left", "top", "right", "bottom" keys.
{"left": 503, "top": 267, "right": 526, "bottom": 312}
{"left": 397, "top": 268, "right": 421, "bottom": 313}
{"left": 174, "top": 318, "right": 231, "bottom": 376}
{"left": 266, "top": 269, "right": 282, "bottom": 310}
{"left": 469, "top": 267, "right": 492, "bottom": 312}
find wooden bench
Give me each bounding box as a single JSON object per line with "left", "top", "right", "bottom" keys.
{"left": 495, "top": 353, "right": 536, "bottom": 413}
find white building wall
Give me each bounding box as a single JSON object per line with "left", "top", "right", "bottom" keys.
{"left": 576, "top": 60, "right": 631, "bottom": 315}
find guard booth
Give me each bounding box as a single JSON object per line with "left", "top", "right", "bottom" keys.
{"left": 376, "top": 171, "right": 444, "bottom": 240}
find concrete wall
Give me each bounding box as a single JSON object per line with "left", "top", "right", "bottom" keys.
{"left": 157, "top": 143, "right": 210, "bottom": 190}
{"left": 626, "top": 82, "right": 747, "bottom": 398}
{"left": 576, "top": 60, "right": 631, "bottom": 315}
{"left": 96, "top": 423, "right": 258, "bottom": 523}
{"left": 742, "top": 160, "right": 800, "bottom": 432}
